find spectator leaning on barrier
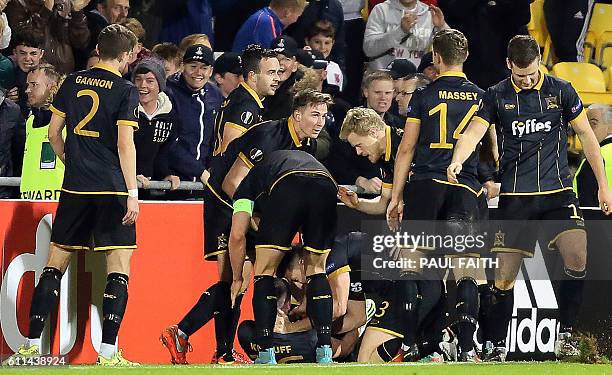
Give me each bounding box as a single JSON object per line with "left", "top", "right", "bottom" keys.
{"left": 132, "top": 58, "right": 180, "bottom": 196}
{"left": 232, "top": 0, "right": 307, "bottom": 53}
{"left": 6, "top": 0, "right": 91, "bottom": 74}
{"left": 167, "top": 44, "right": 222, "bottom": 185}
{"left": 574, "top": 104, "right": 612, "bottom": 207}
{"left": 0, "top": 85, "right": 24, "bottom": 199}
{"left": 20, "top": 63, "right": 64, "bottom": 200}
{"left": 363, "top": 0, "right": 447, "bottom": 70}
{"left": 152, "top": 42, "right": 183, "bottom": 78}
{"left": 212, "top": 52, "right": 243, "bottom": 99}
{"left": 9, "top": 31, "right": 45, "bottom": 118}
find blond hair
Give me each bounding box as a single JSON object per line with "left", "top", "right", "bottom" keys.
{"left": 290, "top": 68, "right": 321, "bottom": 94}
{"left": 179, "top": 34, "right": 211, "bottom": 53}
{"left": 339, "top": 107, "right": 386, "bottom": 140}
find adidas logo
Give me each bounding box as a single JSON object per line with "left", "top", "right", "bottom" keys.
{"left": 573, "top": 11, "right": 583, "bottom": 19}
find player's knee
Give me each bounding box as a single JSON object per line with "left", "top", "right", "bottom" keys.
{"left": 494, "top": 278, "right": 515, "bottom": 291}
{"left": 304, "top": 252, "right": 328, "bottom": 276}
{"left": 47, "top": 245, "right": 73, "bottom": 273}
{"left": 106, "top": 250, "right": 133, "bottom": 276}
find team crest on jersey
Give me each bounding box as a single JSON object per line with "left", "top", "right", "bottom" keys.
{"left": 241, "top": 111, "right": 254, "bottom": 125}
{"left": 493, "top": 230, "right": 505, "bottom": 247}
{"left": 545, "top": 96, "right": 559, "bottom": 110}
{"left": 250, "top": 148, "right": 263, "bottom": 162}
{"left": 504, "top": 103, "right": 516, "bottom": 110}
{"left": 395, "top": 128, "right": 404, "bottom": 137}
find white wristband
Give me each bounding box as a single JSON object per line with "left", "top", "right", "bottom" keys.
{"left": 128, "top": 189, "right": 138, "bottom": 198}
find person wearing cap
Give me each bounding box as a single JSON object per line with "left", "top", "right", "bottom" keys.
{"left": 417, "top": 51, "right": 438, "bottom": 80}
{"left": 212, "top": 52, "right": 244, "bottom": 99}
{"left": 395, "top": 72, "right": 430, "bottom": 117}
{"left": 132, "top": 57, "right": 180, "bottom": 198}
{"left": 213, "top": 45, "right": 280, "bottom": 155}
{"left": 167, "top": 44, "right": 223, "bottom": 188}
{"left": 304, "top": 20, "right": 344, "bottom": 94}
{"left": 264, "top": 35, "right": 304, "bottom": 121}
{"left": 386, "top": 58, "right": 416, "bottom": 117}
{"left": 232, "top": 0, "right": 307, "bottom": 53}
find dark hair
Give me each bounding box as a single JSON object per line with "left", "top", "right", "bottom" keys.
{"left": 306, "top": 19, "right": 336, "bottom": 40}
{"left": 241, "top": 44, "right": 278, "bottom": 80}
{"left": 13, "top": 30, "right": 44, "bottom": 50}
{"left": 152, "top": 42, "right": 182, "bottom": 66}
{"left": 292, "top": 88, "right": 333, "bottom": 112}
{"left": 97, "top": 24, "right": 138, "bottom": 60}
{"left": 507, "top": 35, "right": 540, "bottom": 68}
{"left": 362, "top": 70, "right": 393, "bottom": 90}
{"left": 432, "top": 29, "right": 468, "bottom": 66}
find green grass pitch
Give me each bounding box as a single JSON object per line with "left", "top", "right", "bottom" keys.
{"left": 1, "top": 362, "right": 612, "bottom": 375}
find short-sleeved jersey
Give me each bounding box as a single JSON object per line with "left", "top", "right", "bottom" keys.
{"left": 233, "top": 150, "right": 334, "bottom": 203}
{"left": 326, "top": 231, "right": 365, "bottom": 279}
{"left": 406, "top": 72, "right": 483, "bottom": 194}
{"left": 473, "top": 72, "right": 586, "bottom": 195}
{"left": 50, "top": 64, "right": 139, "bottom": 194}
{"left": 213, "top": 82, "right": 265, "bottom": 155}
{"left": 207, "top": 117, "right": 317, "bottom": 200}
{"left": 378, "top": 126, "right": 403, "bottom": 190}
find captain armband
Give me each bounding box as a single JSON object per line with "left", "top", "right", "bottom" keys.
{"left": 233, "top": 198, "right": 254, "bottom": 216}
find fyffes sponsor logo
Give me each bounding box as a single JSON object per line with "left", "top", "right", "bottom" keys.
{"left": 511, "top": 119, "right": 552, "bottom": 137}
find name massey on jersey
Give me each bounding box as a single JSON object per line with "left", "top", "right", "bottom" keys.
{"left": 438, "top": 91, "right": 478, "bottom": 100}
{"left": 75, "top": 75, "right": 114, "bottom": 89}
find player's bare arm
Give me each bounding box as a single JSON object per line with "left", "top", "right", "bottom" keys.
{"left": 387, "top": 120, "right": 419, "bottom": 230}
{"left": 338, "top": 186, "right": 392, "bottom": 216}
{"left": 117, "top": 125, "right": 139, "bottom": 225}
{"left": 572, "top": 114, "right": 612, "bottom": 214}
{"left": 448, "top": 119, "right": 490, "bottom": 183}
{"left": 222, "top": 157, "right": 251, "bottom": 199}
{"left": 48, "top": 113, "right": 66, "bottom": 163}
{"left": 229, "top": 210, "right": 251, "bottom": 306}
{"left": 220, "top": 126, "right": 244, "bottom": 155}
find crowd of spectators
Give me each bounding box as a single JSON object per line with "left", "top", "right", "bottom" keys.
{"left": 0, "top": 0, "right": 607, "bottom": 200}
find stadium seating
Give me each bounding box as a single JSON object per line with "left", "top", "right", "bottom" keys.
{"left": 596, "top": 31, "right": 612, "bottom": 69}
{"left": 587, "top": 3, "right": 612, "bottom": 41}
{"left": 551, "top": 62, "right": 611, "bottom": 105}
{"left": 605, "top": 68, "right": 611, "bottom": 91}
{"left": 528, "top": 0, "right": 548, "bottom": 47}
{"left": 583, "top": 31, "right": 596, "bottom": 63}
{"left": 540, "top": 64, "right": 549, "bottom": 74}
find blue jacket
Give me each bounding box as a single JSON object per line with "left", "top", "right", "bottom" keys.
{"left": 166, "top": 75, "right": 222, "bottom": 181}
{"left": 159, "top": 0, "right": 215, "bottom": 46}
{"left": 232, "top": 7, "right": 283, "bottom": 52}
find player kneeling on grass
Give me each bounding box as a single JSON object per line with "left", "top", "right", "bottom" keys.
{"left": 3, "top": 24, "right": 141, "bottom": 367}
{"left": 229, "top": 150, "right": 337, "bottom": 364}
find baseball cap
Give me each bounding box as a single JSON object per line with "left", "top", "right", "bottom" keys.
{"left": 296, "top": 49, "right": 328, "bottom": 70}
{"left": 270, "top": 35, "right": 298, "bottom": 58}
{"left": 183, "top": 44, "right": 214, "bottom": 66}
{"left": 387, "top": 59, "right": 417, "bottom": 79}
{"left": 417, "top": 52, "right": 434, "bottom": 73}
{"left": 311, "top": 50, "right": 329, "bottom": 70}
{"left": 213, "top": 52, "right": 242, "bottom": 75}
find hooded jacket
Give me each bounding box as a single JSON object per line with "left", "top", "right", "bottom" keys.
{"left": 135, "top": 92, "right": 178, "bottom": 180}
{"left": 363, "top": 0, "right": 446, "bottom": 70}
{"left": 166, "top": 74, "right": 223, "bottom": 181}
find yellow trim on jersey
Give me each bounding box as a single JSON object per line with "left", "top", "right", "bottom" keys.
{"left": 204, "top": 249, "right": 227, "bottom": 259}
{"left": 278, "top": 356, "right": 304, "bottom": 364}
{"left": 367, "top": 326, "right": 404, "bottom": 338}
{"left": 547, "top": 229, "right": 586, "bottom": 250}
{"left": 472, "top": 116, "right": 490, "bottom": 128}
{"left": 304, "top": 246, "right": 332, "bottom": 254}
{"left": 204, "top": 182, "right": 233, "bottom": 209}
{"left": 255, "top": 244, "right": 292, "bottom": 251}
{"left": 61, "top": 188, "right": 128, "bottom": 196}
{"left": 328, "top": 265, "right": 351, "bottom": 280}
{"left": 238, "top": 152, "right": 254, "bottom": 169}
{"left": 511, "top": 67, "right": 545, "bottom": 93}
{"left": 499, "top": 187, "right": 575, "bottom": 196}
{"left": 432, "top": 179, "right": 483, "bottom": 197}
{"left": 225, "top": 122, "right": 248, "bottom": 133}
{"left": 269, "top": 170, "right": 336, "bottom": 194}
{"left": 437, "top": 71, "right": 467, "bottom": 79}
{"left": 117, "top": 120, "right": 139, "bottom": 128}
{"left": 288, "top": 117, "right": 302, "bottom": 147}
{"left": 384, "top": 126, "right": 392, "bottom": 162}
{"left": 94, "top": 245, "right": 137, "bottom": 251}
{"left": 491, "top": 247, "right": 534, "bottom": 257}
{"left": 240, "top": 82, "right": 264, "bottom": 109}
{"left": 49, "top": 105, "right": 65, "bottom": 118}
{"left": 382, "top": 182, "right": 393, "bottom": 189}
{"left": 93, "top": 63, "right": 121, "bottom": 77}
{"left": 406, "top": 117, "right": 421, "bottom": 125}
{"left": 569, "top": 108, "right": 587, "bottom": 126}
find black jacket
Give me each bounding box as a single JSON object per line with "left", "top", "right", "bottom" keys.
{"left": 0, "top": 98, "right": 25, "bottom": 198}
